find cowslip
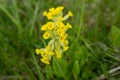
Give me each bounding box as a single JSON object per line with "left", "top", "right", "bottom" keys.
{"left": 36, "top": 6, "right": 73, "bottom": 64}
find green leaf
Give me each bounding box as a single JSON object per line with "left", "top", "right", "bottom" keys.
{"left": 108, "top": 25, "right": 120, "bottom": 47}
{"left": 74, "top": 46, "right": 91, "bottom": 66}
{"left": 45, "top": 65, "right": 53, "bottom": 79}
{"left": 52, "top": 58, "right": 68, "bottom": 79}
{"left": 73, "top": 60, "right": 80, "bottom": 75}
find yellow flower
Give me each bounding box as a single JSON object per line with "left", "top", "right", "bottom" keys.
{"left": 60, "top": 36, "right": 65, "bottom": 42}
{"left": 53, "top": 6, "right": 64, "bottom": 16}
{"left": 64, "top": 33, "right": 68, "bottom": 38}
{"left": 59, "top": 33, "right": 67, "bottom": 42}
{"left": 56, "top": 6, "right": 64, "bottom": 12}
{"left": 46, "top": 12, "right": 53, "bottom": 19}
{"left": 43, "top": 11, "right": 47, "bottom": 16}
{"left": 63, "top": 46, "right": 69, "bottom": 51}
{"left": 47, "top": 22, "right": 54, "bottom": 30}
{"left": 66, "top": 23, "right": 72, "bottom": 28}
{"left": 58, "top": 16, "right": 64, "bottom": 21}
{"left": 41, "top": 25, "right": 47, "bottom": 31}
{"left": 68, "top": 11, "right": 73, "bottom": 16}
{"left": 35, "top": 49, "right": 41, "bottom": 55}
{"left": 49, "top": 7, "right": 55, "bottom": 12}
{"left": 55, "top": 50, "right": 62, "bottom": 58}
{"left": 49, "top": 51, "right": 54, "bottom": 55}
{"left": 41, "top": 52, "right": 46, "bottom": 57}
{"left": 57, "top": 29, "right": 65, "bottom": 36}
{"left": 56, "top": 21, "right": 64, "bottom": 28}
{"left": 43, "top": 32, "right": 50, "bottom": 39}
{"left": 45, "top": 46, "right": 55, "bottom": 56}
{"left": 53, "top": 10, "right": 59, "bottom": 16}
{"left": 41, "top": 58, "right": 50, "bottom": 64}
{"left": 64, "top": 40, "right": 69, "bottom": 45}
{"left": 39, "top": 50, "right": 47, "bottom": 57}
{"left": 49, "top": 8, "right": 56, "bottom": 16}
{"left": 46, "top": 45, "right": 50, "bottom": 50}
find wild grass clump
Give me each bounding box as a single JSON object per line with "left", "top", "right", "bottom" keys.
{"left": 0, "top": 0, "right": 120, "bottom": 80}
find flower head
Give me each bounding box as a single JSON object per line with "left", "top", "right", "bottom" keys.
{"left": 46, "top": 22, "right": 54, "bottom": 30}
{"left": 57, "top": 29, "right": 65, "bottom": 36}
{"left": 43, "top": 32, "right": 50, "bottom": 39}
{"left": 41, "top": 24, "right": 47, "bottom": 31}
{"left": 36, "top": 6, "right": 72, "bottom": 64}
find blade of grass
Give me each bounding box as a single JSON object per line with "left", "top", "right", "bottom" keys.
{"left": 12, "top": 0, "right": 21, "bottom": 27}
{"left": 0, "top": 4, "right": 22, "bottom": 34}
{"left": 22, "top": 62, "right": 36, "bottom": 80}
{"left": 77, "top": 0, "right": 85, "bottom": 38}
{"left": 70, "top": 0, "right": 85, "bottom": 49}
{"left": 31, "top": 51, "right": 44, "bottom": 80}
{"left": 29, "top": 1, "right": 39, "bottom": 36}
{"left": 104, "top": 53, "right": 120, "bottom": 62}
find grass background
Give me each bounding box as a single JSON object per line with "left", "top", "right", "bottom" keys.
{"left": 0, "top": 0, "right": 120, "bottom": 80}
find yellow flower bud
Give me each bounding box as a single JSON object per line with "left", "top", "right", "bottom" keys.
{"left": 68, "top": 11, "right": 73, "bottom": 16}
{"left": 41, "top": 58, "right": 50, "bottom": 64}
{"left": 64, "top": 40, "right": 69, "bottom": 45}
{"left": 63, "top": 46, "right": 69, "bottom": 51}
{"left": 43, "top": 11, "right": 47, "bottom": 16}
{"left": 55, "top": 50, "right": 62, "bottom": 59}
{"left": 35, "top": 49, "right": 41, "bottom": 55}
{"left": 66, "top": 23, "right": 72, "bottom": 28}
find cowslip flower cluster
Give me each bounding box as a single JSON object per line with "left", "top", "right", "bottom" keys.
{"left": 35, "top": 6, "right": 73, "bottom": 64}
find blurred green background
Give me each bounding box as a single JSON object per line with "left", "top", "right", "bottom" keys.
{"left": 0, "top": 0, "right": 120, "bottom": 80}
